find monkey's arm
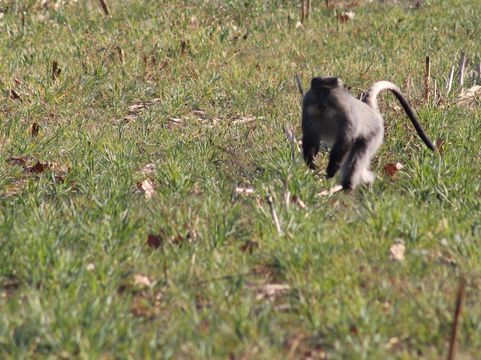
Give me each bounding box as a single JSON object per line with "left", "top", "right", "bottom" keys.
{"left": 326, "top": 137, "right": 351, "bottom": 178}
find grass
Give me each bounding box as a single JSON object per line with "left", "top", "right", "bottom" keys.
{"left": 0, "top": 0, "right": 480, "bottom": 358}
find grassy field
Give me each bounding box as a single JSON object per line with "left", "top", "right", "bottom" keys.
{"left": 0, "top": 0, "right": 480, "bottom": 358}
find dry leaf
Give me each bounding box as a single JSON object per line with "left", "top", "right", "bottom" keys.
{"left": 295, "top": 21, "right": 304, "bottom": 30}
{"left": 141, "top": 163, "right": 156, "bottom": 176}
{"left": 138, "top": 179, "right": 155, "bottom": 199}
{"left": 385, "top": 337, "right": 401, "bottom": 349}
{"left": 180, "top": 40, "right": 188, "bottom": 54}
{"left": 9, "top": 89, "right": 22, "bottom": 102}
{"left": 192, "top": 109, "right": 206, "bottom": 119}
{"left": 171, "top": 234, "right": 185, "bottom": 246}
{"left": 435, "top": 138, "right": 445, "bottom": 154}
{"left": 232, "top": 115, "right": 257, "bottom": 124}
{"left": 291, "top": 194, "right": 307, "bottom": 209}
{"left": 147, "top": 233, "right": 163, "bottom": 249}
{"left": 240, "top": 240, "right": 259, "bottom": 254}
{"left": 27, "top": 161, "right": 48, "bottom": 174}
{"left": 2, "top": 179, "right": 27, "bottom": 198}
{"left": 318, "top": 184, "right": 343, "bottom": 197}
{"left": 337, "top": 11, "right": 355, "bottom": 22}
{"left": 255, "top": 283, "right": 290, "bottom": 301}
{"left": 116, "top": 46, "right": 124, "bottom": 65}
{"left": 29, "top": 122, "right": 39, "bottom": 137}
{"left": 7, "top": 156, "right": 31, "bottom": 166}
{"left": 134, "top": 274, "right": 152, "bottom": 287}
{"left": 458, "top": 85, "right": 481, "bottom": 101}
{"left": 168, "top": 117, "right": 183, "bottom": 126}
{"left": 52, "top": 60, "right": 61, "bottom": 80}
{"left": 235, "top": 186, "right": 254, "bottom": 195}
{"left": 383, "top": 162, "right": 403, "bottom": 177}
{"left": 389, "top": 242, "right": 405, "bottom": 262}
{"left": 131, "top": 296, "right": 155, "bottom": 318}
{"left": 189, "top": 15, "right": 199, "bottom": 27}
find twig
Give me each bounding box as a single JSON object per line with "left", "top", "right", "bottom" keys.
{"left": 433, "top": 79, "right": 437, "bottom": 105}
{"left": 98, "top": 0, "right": 110, "bottom": 16}
{"left": 424, "top": 56, "right": 431, "bottom": 102}
{"left": 446, "top": 66, "right": 455, "bottom": 95}
{"left": 300, "top": 0, "right": 311, "bottom": 23}
{"left": 266, "top": 190, "right": 282, "bottom": 235}
{"left": 325, "top": 0, "right": 330, "bottom": 8}
{"left": 447, "top": 278, "right": 466, "bottom": 360}
{"left": 458, "top": 52, "right": 466, "bottom": 87}
{"left": 116, "top": 46, "right": 124, "bottom": 65}
{"left": 285, "top": 125, "right": 300, "bottom": 161}
{"left": 300, "top": 0, "right": 305, "bottom": 23}
{"left": 295, "top": 74, "right": 304, "bottom": 96}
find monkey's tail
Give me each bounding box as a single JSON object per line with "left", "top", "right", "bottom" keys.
{"left": 362, "top": 81, "right": 436, "bottom": 151}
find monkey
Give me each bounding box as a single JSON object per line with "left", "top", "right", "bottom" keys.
{"left": 301, "top": 77, "right": 436, "bottom": 190}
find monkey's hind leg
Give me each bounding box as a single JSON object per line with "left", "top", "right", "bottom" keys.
{"left": 340, "top": 138, "right": 370, "bottom": 190}
{"left": 358, "top": 131, "right": 383, "bottom": 186}
{"left": 302, "top": 133, "right": 320, "bottom": 169}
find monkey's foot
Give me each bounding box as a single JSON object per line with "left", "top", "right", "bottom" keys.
{"left": 361, "top": 170, "right": 376, "bottom": 184}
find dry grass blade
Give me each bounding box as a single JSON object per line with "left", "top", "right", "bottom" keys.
{"left": 291, "top": 195, "right": 307, "bottom": 210}
{"left": 285, "top": 125, "right": 300, "bottom": 161}
{"left": 446, "top": 66, "right": 455, "bottom": 95}
{"left": 458, "top": 52, "right": 466, "bottom": 86}
{"left": 266, "top": 190, "right": 282, "bottom": 235}
{"left": 317, "top": 185, "right": 343, "bottom": 197}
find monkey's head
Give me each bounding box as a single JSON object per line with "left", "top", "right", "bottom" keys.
{"left": 310, "top": 77, "right": 344, "bottom": 92}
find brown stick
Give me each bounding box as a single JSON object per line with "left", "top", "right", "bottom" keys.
{"left": 325, "top": 0, "right": 330, "bottom": 8}
{"left": 300, "top": 0, "right": 305, "bottom": 23}
{"left": 424, "top": 56, "right": 431, "bottom": 102}
{"left": 447, "top": 278, "right": 466, "bottom": 360}
{"left": 98, "top": 0, "right": 110, "bottom": 16}
{"left": 458, "top": 52, "right": 466, "bottom": 86}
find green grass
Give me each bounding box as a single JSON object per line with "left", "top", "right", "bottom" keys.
{"left": 0, "top": 0, "right": 480, "bottom": 358}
